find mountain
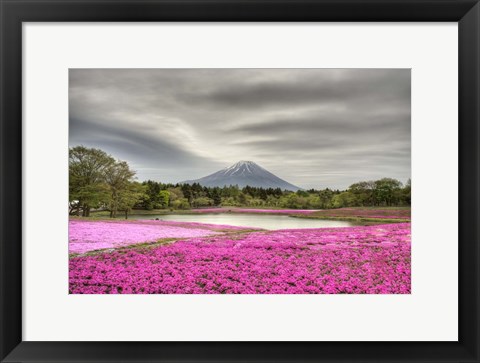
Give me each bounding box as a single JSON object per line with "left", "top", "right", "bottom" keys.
{"left": 181, "top": 161, "right": 302, "bottom": 191}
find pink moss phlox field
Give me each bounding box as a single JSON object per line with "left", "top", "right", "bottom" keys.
{"left": 69, "top": 220, "right": 224, "bottom": 254}
{"left": 314, "top": 208, "right": 411, "bottom": 220}
{"left": 132, "top": 219, "right": 248, "bottom": 231}
{"left": 193, "top": 208, "right": 318, "bottom": 215}
{"left": 69, "top": 223, "right": 411, "bottom": 294}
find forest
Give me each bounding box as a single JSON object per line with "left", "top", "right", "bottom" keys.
{"left": 69, "top": 146, "right": 411, "bottom": 217}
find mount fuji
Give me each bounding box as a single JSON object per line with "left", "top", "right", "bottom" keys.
{"left": 181, "top": 161, "right": 302, "bottom": 191}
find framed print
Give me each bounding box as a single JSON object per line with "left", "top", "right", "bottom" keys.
{"left": 1, "top": 1, "right": 479, "bottom": 362}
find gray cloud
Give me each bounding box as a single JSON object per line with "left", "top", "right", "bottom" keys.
{"left": 69, "top": 69, "right": 410, "bottom": 189}
{"left": 180, "top": 69, "right": 410, "bottom": 110}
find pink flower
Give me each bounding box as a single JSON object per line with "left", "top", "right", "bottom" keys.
{"left": 69, "top": 220, "right": 228, "bottom": 254}
{"left": 69, "top": 223, "right": 411, "bottom": 294}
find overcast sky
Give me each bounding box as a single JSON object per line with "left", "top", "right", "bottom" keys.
{"left": 69, "top": 69, "right": 410, "bottom": 190}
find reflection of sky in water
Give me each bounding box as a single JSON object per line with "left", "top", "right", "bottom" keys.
{"left": 132, "top": 213, "right": 354, "bottom": 230}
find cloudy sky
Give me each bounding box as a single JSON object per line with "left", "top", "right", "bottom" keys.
{"left": 69, "top": 69, "right": 410, "bottom": 190}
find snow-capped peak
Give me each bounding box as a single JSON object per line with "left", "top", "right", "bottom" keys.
{"left": 225, "top": 161, "right": 259, "bottom": 175}
{"left": 182, "top": 160, "right": 302, "bottom": 191}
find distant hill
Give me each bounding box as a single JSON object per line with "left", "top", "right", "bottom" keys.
{"left": 181, "top": 161, "right": 302, "bottom": 191}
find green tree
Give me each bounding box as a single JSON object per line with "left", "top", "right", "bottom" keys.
{"left": 69, "top": 146, "right": 115, "bottom": 216}
{"left": 117, "top": 182, "right": 146, "bottom": 219}
{"left": 211, "top": 187, "right": 222, "bottom": 206}
{"left": 142, "top": 180, "right": 162, "bottom": 210}
{"left": 105, "top": 161, "right": 136, "bottom": 218}
{"left": 158, "top": 190, "right": 171, "bottom": 209}
{"left": 331, "top": 191, "right": 357, "bottom": 208}
{"left": 167, "top": 187, "right": 184, "bottom": 207}
{"left": 401, "top": 178, "right": 411, "bottom": 205}
{"left": 317, "top": 188, "right": 335, "bottom": 208}
{"left": 171, "top": 198, "right": 190, "bottom": 210}
{"left": 348, "top": 181, "right": 376, "bottom": 206}
{"left": 192, "top": 197, "right": 213, "bottom": 207}
{"left": 373, "top": 178, "right": 403, "bottom": 206}
{"left": 181, "top": 184, "right": 193, "bottom": 206}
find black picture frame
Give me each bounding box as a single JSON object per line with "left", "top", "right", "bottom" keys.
{"left": 1, "top": 1, "right": 479, "bottom": 362}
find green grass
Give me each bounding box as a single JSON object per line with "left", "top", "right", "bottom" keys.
{"left": 69, "top": 237, "right": 179, "bottom": 258}
{"left": 329, "top": 206, "right": 411, "bottom": 210}
{"left": 290, "top": 214, "right": 410, "bottom": 224}
{"left": 305, "top": 207, "right": 411, "bottom": 222}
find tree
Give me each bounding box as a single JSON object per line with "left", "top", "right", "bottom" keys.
{"left": 373, "top": 178, "right": 403, "bottom": 206}
{"left": 170, "top": 198, "right": 190, "bottom": 210}
{"left": 401, "top": 178, "right": 411, "bottom": 205}
{"left": 192, "top": 197, "right": 213, "bottom": 207}
{"left": 211, "top": 187, "right": 222, "bottom": 206}
{"left": 158, "top": 190, "right": 170, "bottom": 209}
{"left": 280, "top": 193, "right": 307, "bottom": 209}
{"left": 73, "top": 183, "right": 111, "bottom": 215}
{"left": 167, "top": 187, "right": 184, "bottom": 207}
{"left": 296, "top": 190, "right": 309, "bottom": 198}
{"left": 317, "top": 188, "right": 335, "bottom": 208}
{"left": 348, "top": 181, "right": 376, "bottom": 206}
{"left": 142, "top": 180, "right": 162, "bottom": 209}
{"left": 331, "top": 191, "right": 357, "bottom": 208}
{"left": 181, "top": 184, "right": 193, "bottom": 206}
{"left": 69, "top": 146, "right": 141, "bottom": 218}
{"left": 104, "top": 161, "right": 136, "bottom": 218}
{"left": 117, "top": 182, "right": 146, "bottom": 219}
{"left": 69, "top": 146, "right": 115, "bottom": 216}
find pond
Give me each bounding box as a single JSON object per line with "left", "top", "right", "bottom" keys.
{"left": 131, "top": 213, "right": 356, "bottom": 230}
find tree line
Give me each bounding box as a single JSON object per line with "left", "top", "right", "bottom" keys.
{"left": 139, "top": 178, "right": 410, "bottom": 210}
{"left": 69, "top": 146, "right": 411, "bottom": 218}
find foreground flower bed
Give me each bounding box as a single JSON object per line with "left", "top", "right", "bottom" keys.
{"left": 69, "top": 223, "right": 411, "bottom": 294}
{"left": 69, "top": 219, "right": 244, "bottom": 254}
